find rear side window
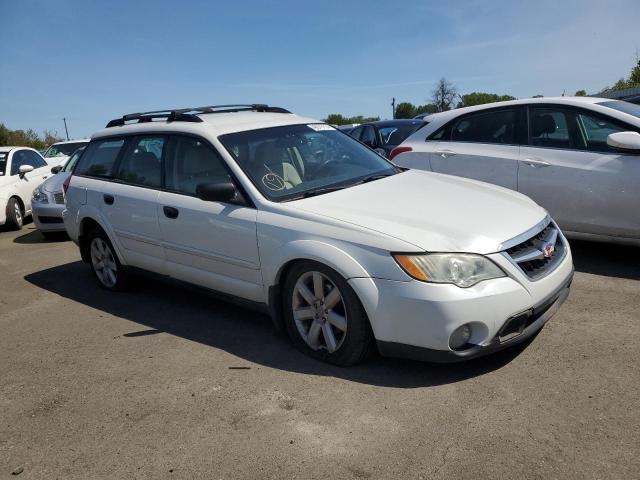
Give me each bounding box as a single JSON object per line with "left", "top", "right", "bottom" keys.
{"left": 75, "top": 139, "right": 125, "bottom": 178}
{"left": 451, "top": 109, "right": 516, "bottom": 144}
{"left": 115, "top": 136, "right": 165, "bottom": 187}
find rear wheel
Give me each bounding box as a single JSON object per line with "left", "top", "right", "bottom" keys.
{"left": 5, "top": 198, "right": 23, "bottom": 230}
{"left": 88, "top": 229, "right": 127, "bottom": 290}
{"left": 282, "top": 261, "right": 374, "bottom": 366}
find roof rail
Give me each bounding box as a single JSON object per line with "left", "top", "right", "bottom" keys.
{"left": 105, "top": 104, "right": 291, "bottom": 128}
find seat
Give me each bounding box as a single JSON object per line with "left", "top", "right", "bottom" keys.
{"left": 252, "top": 141, "right": 302, "bottom": 190}
{"left": 128, "top": 151, "right": 160, "bottom": 186}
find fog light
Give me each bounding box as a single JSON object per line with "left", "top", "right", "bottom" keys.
{"left": 449, "top": 324, "right": 471, "bottom": 350}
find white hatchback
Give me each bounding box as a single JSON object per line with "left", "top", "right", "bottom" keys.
{"left": 63, "top": 104, "right": 574, "bottom": 365}
{"left": 390, "top": 97, "right": 640, "bottom": 245}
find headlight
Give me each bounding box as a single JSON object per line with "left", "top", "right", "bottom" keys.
{"left": 392, "top": 253, "right": 506, "bottom": 288}
{"left": 32, "top": 187, "right": 49, "bottom": 204}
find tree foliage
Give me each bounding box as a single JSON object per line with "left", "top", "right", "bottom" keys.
{"left": 431, "top": 78, "right": 459, "bottom": 112}
{"left": 323, "top": 114, "right": 380, "bottom": 125}
{"left": 457, "top": 92, "right": 516, "bottom": 108}
{"left": 602, "top": 56, "right": 640, "bottom": 92}
{"left": 394, "top": 102, "right": 438, "bottom": 119}
{"left": 574, "top": 89, "right": 587, "bottom": 96}
{"left": 0, "top": 123, "right": 63, "bottom": 150}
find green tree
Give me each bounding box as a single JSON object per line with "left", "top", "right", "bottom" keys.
{"left": 0, "top": 122, "right": 63, "bottom": 149}
{"left": 394, "top": 102, "right": 416, "bottom": 119}
{"left": 575, "top": 89, "right": 587, "bottom": 96}
{"left": 457, "top": 92, "right": 516, "bottom": 108}
{"left": 431, "top": 78, "right": 458, "bottom": 112}
{"left": 323, "top": 114, "right": 380, "bottom": 125}
{"left": 415, "top": 103, "right": 438, "bottom": 115}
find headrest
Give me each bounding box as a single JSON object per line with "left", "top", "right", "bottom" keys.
{"left": 532, "top": 114, "right": 557, "bottom": 137}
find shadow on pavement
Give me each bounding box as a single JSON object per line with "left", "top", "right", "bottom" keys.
{"left": 13, "top": 229, "right": 69, "bottom": 244}
{"left": 569, "top": 239, "right": 640, "bottom": 280}
{"left": 24, "top": 261, "right": 532, "bottom": 388}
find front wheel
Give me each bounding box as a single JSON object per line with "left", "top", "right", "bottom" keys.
{"left": 5, "top": 198, "right": 23, "bottom": 230}
{"left": 282, "top": 261, "right": 374, "bottom": 366}
{"left": 88, "top": 229, "right": 128, "bottom": 290}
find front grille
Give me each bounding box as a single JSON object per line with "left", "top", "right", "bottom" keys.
{"left": 37, "top": 216, "right": 63, "bottom": 224}
{"left": 504, "top": 222, "right": 566, "bottom": 280}
{"left": 53, "top": 192, "right": 65, "bottom": 204}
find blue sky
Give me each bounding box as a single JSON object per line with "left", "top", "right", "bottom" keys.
{"left": 1, "top": 0, "right": 639, "bottom": 138}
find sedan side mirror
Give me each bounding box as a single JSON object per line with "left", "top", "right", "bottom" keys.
{"left": 607, "top": 131, "right": 640, "bottom": 153}
{"left": 18, "top": 165, "right": 34, "bottom": 176}
{"left": 196, "top": 182, "right": 238, "bottom": 203}
{"left": 51, "top": 165, "right": 63, "bottom": 174}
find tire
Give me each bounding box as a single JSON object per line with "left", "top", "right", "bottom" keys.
{"left": 5, "top": 198, "right": 23, "bottom": 230}
{"left": 282, "top": 261, "right": 374, "bottom": 366}
{"left": 87, "top": 228, "right": 128, "bottom": 290}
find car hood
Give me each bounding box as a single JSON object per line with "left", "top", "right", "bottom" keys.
{"left": 42, "top": 172, "right": 70, "bottom": 193}
{"left": 290, "top": 170, "right": 547, "bottom": 254}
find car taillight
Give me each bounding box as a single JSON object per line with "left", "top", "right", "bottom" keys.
{"left": 62, "top": 175, "right": 72, "bottom": 194}
{"left": 389, "top": 146, "right": 412, "bottom": 160}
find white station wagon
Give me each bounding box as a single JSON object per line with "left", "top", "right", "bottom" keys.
{"left": 63, "top": 104, "right": 574, "bottom": 365}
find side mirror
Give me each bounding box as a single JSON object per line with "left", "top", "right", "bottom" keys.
{"left": 196, "top": 182, "right": 238, "bottom": 203}
{"left": 607, "top": 131, "right": 640, "bottom": 153}
{"left": 18, "top": 165, "right": 34, "bottom": 176}
{"left": 51, "top": 165, "right": 63, "bottom": 174}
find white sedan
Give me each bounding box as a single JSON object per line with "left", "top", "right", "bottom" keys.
{"left": 63, "top": 105, "right": 574, "bottom": 365}
{"left": 0, "top": 146, "right": 53, "bottom": 230}
{"left": 390, "top": 97, "right": 640, "bottom": 245}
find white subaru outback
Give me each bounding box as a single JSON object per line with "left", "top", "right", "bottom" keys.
{"left": 63, "top": 104, "right": 574, "bottom": 365}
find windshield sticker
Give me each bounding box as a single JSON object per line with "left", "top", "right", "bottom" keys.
{"left": 307, "top": 124, "right": 335, "bottom": 132}
{"left": 262, "top": 173, "right": 286, "bottom": 191}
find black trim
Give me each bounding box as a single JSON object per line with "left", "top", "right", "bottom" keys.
{"left": 377, "top": 270, "right": 573, "bottom": 363}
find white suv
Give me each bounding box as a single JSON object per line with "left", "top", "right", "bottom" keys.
{"left": 63, "top": 104, "right": 574, "bottom": 365}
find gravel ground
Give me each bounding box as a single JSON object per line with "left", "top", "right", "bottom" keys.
{"left": 1, "top": 223, "right": 639, "bottom": 479}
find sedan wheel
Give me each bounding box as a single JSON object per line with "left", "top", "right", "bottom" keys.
{"left": 292, "top": 271, "right": 348, "bottom": 353}
{"left": 90, "top": 237, "right": 118, "bottom": 288}
{"left": 13, "top": 202, "right": 23, "bottom": 228}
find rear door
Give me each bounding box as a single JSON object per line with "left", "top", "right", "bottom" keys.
{"left": 157, "top": 135, "right": 261, "bottom": 301}
{"left": 518, "top": 105, "right": 640, "bottom": 237}
{"left": 429, "top": 107, "right": 522, "bottom": 190}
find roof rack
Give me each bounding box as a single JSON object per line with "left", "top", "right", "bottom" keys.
{"left": 105, "top": 104, "right": 291, "bottom": 128}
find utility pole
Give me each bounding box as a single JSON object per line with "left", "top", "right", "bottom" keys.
{"left": 391, "top": 97, "right": 396, "bottom": 119}
{"left": 63, "top": 118, "right": 70, "bottom": 140}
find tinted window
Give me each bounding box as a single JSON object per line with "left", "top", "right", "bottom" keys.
{"left": 0, "top": 152, "right": 7, "bottom": 176}
{"left": 115, "top": 137, "right": 164, "bottom": 187}
{"left": 598, "top": 100, "right": 640, "bottom": 119}
{"left": 63, "top": 147, "right": 85, "bottom": 172}
{"left": 349, "top": 126, "right": 363, "bottom": 141}
{"left": 451, "top": 109, "right": 516, "bottom": 144}
{"left": 360, "top": 126, "right": 376, "bottom": 146}
{"left": 10, "top": 150, "right": 45, "bottom": 175}
{"left": 26, "top": 151, "right": 47, "bottom": 168}
{"left": 529, "top": 108, "right": 581, "bottom": 150}
{"left": 576, "top": 111, "right": 629, "bottom": 153}
{"left": 165, "top": 136, "right": 231, "bottom": 195}
{"left": 379, "top": 124, "right": 424, "bottom": 146}
{"left": 75, "top": 138, "right": 125, "bottom": 178}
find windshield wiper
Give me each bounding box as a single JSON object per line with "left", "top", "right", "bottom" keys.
{"left": 356, "top": 173, "right": 394, "bottom": 184}
{"left": 298, "top": 185, "right": 349, "bottom": 199}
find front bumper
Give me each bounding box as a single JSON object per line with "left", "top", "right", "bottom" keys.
{"left": 32, "top": 201, "right": 66, "bottom": 232}
{"left": 348, "top": 244, "right": 574, "bottom": 363}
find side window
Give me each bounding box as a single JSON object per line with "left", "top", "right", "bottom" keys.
{"left": 576, "top": 111, "right": 630, "bottom": 153}
{"left": 529, "top": 108, "right": 582, "bottom": 150}
{"left": 451, "top": 109, "right": 516, "bottom": 144}
{"left": 164, "top": 136, "right": 232, "bottom": 196}
{"left": 361, "top": 126, "right": 376, "bottom": 146}
{"left": 75, "top": 138, "right": 125, "bottom": 178}
{"left": 10, "top": 150, "right": 27, "bottom": 175}
{"left": 349, "top": 126, "right": 363, "bottom": 141}
{"left": 25, "top": 151, "right": 47, "bottom": 168}
{"left": 115, "top": 136, "right": 165, "bottom": 187}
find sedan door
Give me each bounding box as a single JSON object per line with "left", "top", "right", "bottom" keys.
{"left": 10, "top": 149, "right": 51, "bottom": 213}
{"left": 428, "top": 108, "right": 522, "bottom": 190}
{"left": 157, "top": 135, "right": 262, "bottom": 302}
{"left": 518, "top": 106, "right": 640, "bottom": 238}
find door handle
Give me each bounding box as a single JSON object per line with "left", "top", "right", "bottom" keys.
{"left": 522, "top": 158, "right": 551, "bottom": 168}
{"left": 435, "top": 150, "right": 456, "bottom": 158}
{"left": 103, "top": 194, "right": 115, "bottom": 205}
{"left": 163, "top": 206, "right": 179, "bottom": 219}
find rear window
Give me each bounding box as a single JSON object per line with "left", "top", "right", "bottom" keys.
{"left": 75, "top": 138, "right": 125, "bottom": 178}
{"left": 379, "top": 123, "right": 424, "bottom": 146}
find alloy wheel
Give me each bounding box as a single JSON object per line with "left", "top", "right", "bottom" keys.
{"left": 90, "top": 237, "right": 118, "bottom": 288}
{"left": 14, "top": 202, "right": 22, "bottom": 227}
{"left": 291, "top": 271, "right": 348, "bottom": 353}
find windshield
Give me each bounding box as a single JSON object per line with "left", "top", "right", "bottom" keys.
{"left": 44, "top": 141, "right": 87, "bottom": 158}
{"left": 0, "top": 153, "right": 7, "bottom": 176}
{"left": 598, "top": 100, "right": 640, "bottom": 119}
{"left": 63, "top": 147, "right": 85, "bottom": 172}
{"left": 379, "top": 123, "right": 424, "bottom": 146}
{"left": 219, "top": 124, "right": 397, "bottom": 201}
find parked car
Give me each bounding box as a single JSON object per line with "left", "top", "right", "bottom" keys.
{"left": 414, "top": 112, "right": 435, "bottom": 121}
{"left": 390, "top": 97, "right": 640, "bottom": 245}
{"left": 32, "top": 146, "right": 85, "bottom": 238}
{"left": 349, "top": 119, "right": 426, "bottom": 157}
{"left": 335, "top": 124, "right": 360, "bottom": 134}
{"left": 63, "top": 104, "right": 573, "bottom": 365}
{"left": 0, "top": 147, "right": 53, "bottom": 230}
{"left": 43, "top": 139, "right": 90, "bottom": 167}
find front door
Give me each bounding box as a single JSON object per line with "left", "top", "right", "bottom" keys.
{"left": 157, "top": 135, "right": 261, "bottom": 301}
{"left": 11, "top": 149, "right": 51, "bottom": 213}
{"left": 518, "top": 106, "right": 640, "bottom": 238}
